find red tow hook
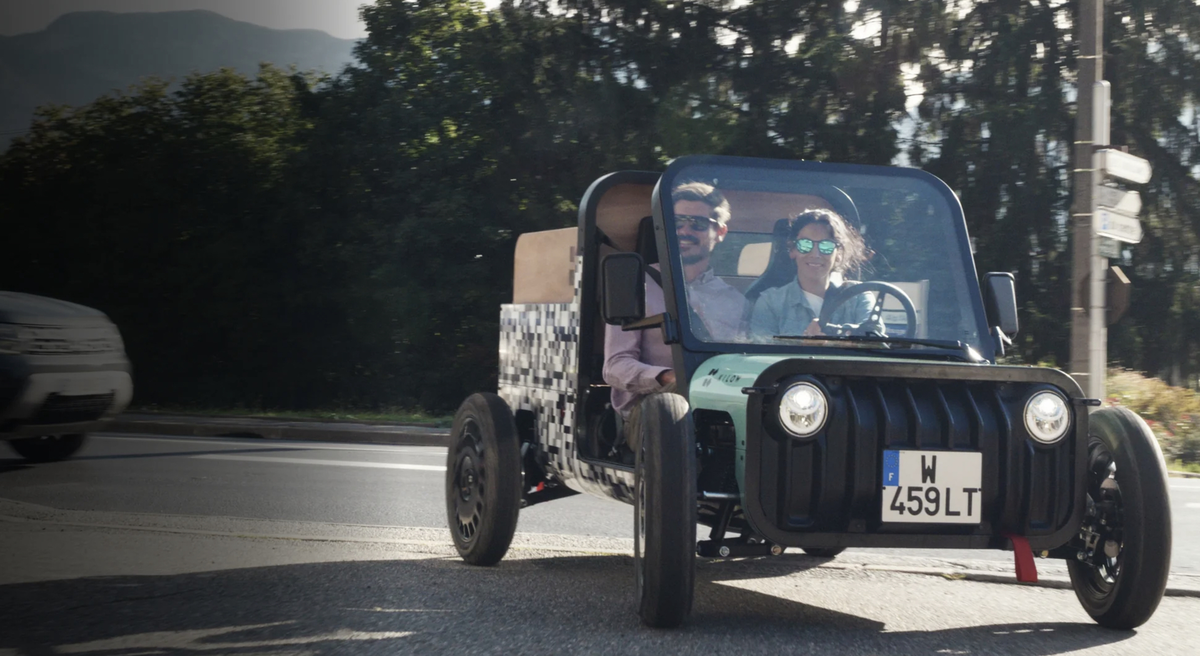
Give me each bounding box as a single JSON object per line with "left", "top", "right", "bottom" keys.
{"left": 1003, "top": 533, "right": 1038, "bottom": 583}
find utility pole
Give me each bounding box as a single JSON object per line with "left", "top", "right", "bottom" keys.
{"left": 1069, "top": 0, "right": 1105, "bottom": 399}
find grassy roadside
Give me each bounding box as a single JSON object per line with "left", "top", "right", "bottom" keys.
{"left": 127, "top": 404, "right": 455, "bottom": 428}
{"left": 1106, "top": 368, "right": 1200, "bottom": 471}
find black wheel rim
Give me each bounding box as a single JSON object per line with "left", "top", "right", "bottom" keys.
{"left": 452, "top": 418, "right": 486, "bottom": 545}
{"left": 1079, "top": 439, "right": 1124, "bottom": 598}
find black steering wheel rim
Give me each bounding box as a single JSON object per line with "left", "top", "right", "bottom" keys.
{"left": 819, "top": 280, "right": 918, "bottom": 337}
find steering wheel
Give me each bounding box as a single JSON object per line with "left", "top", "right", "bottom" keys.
{"left": 819, "top": 281, "right": 918, "bottom": 338}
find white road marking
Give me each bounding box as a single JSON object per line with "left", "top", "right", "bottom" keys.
{"left": 1186, "top": 503, "right": 1200, "bottom": 509}
{"left": 1172, "top": 484, "right": 1200, "bottom": 491}
{"left": 96, "top": 434, "right": 446, "bottom": 455}
{"left": 192, "top": 454, "right": 446, "bottom": 471}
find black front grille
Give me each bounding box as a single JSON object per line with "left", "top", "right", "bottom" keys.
{"left": 753, "top": 374, "right": 1081, "bottom": 543}
{"left": 30, "top": 393, "right": 114, "bottom": 425}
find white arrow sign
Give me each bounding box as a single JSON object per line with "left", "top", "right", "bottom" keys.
{"left": 1096, "top": 149, "right": 1152, "bottom": 184}
{"left": 1095, "top": 186, "right": 1142, "bottom": 215}
{"left": 1095, "top": 208, "right": 1144, "bottom": 243}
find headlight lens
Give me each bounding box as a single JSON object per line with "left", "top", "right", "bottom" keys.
{"left": 778, "top": 382, "right": 828, "bottom": 437}
{"left": 1024, "top": 391, "right": 1070, "bottom": 443}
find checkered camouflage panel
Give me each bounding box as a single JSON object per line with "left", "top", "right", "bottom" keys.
{"left": 497, "top": 257, "right": 636, "bottom": 504}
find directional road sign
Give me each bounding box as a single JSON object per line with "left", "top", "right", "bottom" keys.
{"left": 1098, "top": 237, "right": 1123, "bottom": 259}
{"left": 1095, "top": 208, "right": 1144, "bottom": 243}
{"left": 1095, "top": 186, "right": 1142, "bottom": 215}
{"left": 1096, "top": 149, "right": 1152, "bottom": 184}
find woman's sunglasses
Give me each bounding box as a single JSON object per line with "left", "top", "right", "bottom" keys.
{"left": 795, "top": 238, "right": 840, "bottom": 255}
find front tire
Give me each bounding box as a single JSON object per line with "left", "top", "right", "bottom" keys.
{"left": 446, "top": 393, "right": 522, "bottom": 566}
{"left": 634, "top": 393, "right": 696, "bottom": 628}
{"left": 8, "top": 434, "right": 87, "bottom": 463}
{"left": 1067, "top": 407, "right": 1172, "bottom": 630}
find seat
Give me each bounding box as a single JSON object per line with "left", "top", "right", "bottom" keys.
{"left": 636, "top": 215, "right": 658, "bottom": 265}
{"left": 743, "top": 218, "right": 795, "bottom": 302}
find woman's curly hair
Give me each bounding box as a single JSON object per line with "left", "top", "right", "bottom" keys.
{"left": 787, "top": 208, "right": 870, "bottom": 275}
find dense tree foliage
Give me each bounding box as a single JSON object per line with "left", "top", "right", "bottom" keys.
{"left": 1, "top": 0, "right": 1198, "bottom": 410}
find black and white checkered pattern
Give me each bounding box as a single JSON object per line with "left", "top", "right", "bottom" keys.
{"left": 498, "top": 256, "right": 636, "bottom": 504}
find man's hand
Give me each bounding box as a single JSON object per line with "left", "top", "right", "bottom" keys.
{"left": 803, "top": 318, "right": 823, "bottom": 336}
{"left": 656, "top": 369, "right": 676, "bottom": 386}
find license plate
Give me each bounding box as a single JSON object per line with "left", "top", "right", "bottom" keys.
{"left": 880, "top": 450, "right": 982, "bottom": 524}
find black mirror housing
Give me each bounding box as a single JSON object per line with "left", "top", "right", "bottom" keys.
{"left": 601, "top": 253, "right": 646, "bottom": 325}
{"left": 982, "top": 272, "right": 1019, "bottom": 336}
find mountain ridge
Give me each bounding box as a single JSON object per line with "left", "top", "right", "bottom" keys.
{"left": 0, "top": 10, "right": 357, "bottom": 146}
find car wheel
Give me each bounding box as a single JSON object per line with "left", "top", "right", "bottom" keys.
{"left": 634, "top": 393, "right": 696, "bottom": 628}
{"left": 446, "top": 393, "right": 522, "bottom": 566}
{"left": 8, "top": 434, "right": 87, "bottom": 463}
{"left": 801, "top": 547, "right": 846, "bottom": 558}
{"left": 1067, "top": 407, "right": 1172, "bottom": 630}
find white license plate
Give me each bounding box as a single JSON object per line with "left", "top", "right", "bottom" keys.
{"left": 880, "top": 450, "right": 982, "bottom": 524}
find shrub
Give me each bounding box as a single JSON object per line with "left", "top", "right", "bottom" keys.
{"left": 1106, "top": 369, "right": 1200, "bottom": 466}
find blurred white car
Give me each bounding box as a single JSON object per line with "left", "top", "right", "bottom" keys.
{"left": 0, "top": 292, "right": 133, "bottom": 462}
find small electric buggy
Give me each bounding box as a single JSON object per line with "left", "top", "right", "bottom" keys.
{"left": 445, "top": 155, "right": 1172, "bottom": 629}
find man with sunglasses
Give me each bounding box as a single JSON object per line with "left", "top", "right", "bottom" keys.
{"left": 749, "top": 208, "right": 873, "bottom": 338}
{"left": 603, "top": 182, "right": 745, "bottom": 440}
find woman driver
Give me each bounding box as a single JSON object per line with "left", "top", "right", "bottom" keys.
{"left": 750, "top": 208, "right": 872, "bottom": 338}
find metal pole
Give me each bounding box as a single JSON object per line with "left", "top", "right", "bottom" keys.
{"left": 1070, "top": 0, "right": 1105, "bottom": 399}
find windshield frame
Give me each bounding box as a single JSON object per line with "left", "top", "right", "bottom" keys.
{"left": 650, "top": 154, "right": 997, "bottom": 363}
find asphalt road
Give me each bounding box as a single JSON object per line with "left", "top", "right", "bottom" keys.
{"left": 2, "top": 433, "right": 1199, "bottom": 654}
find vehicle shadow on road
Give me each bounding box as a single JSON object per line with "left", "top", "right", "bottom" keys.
{"left": 0, "top": 552, "right": 1142, "bottom": 655}
{"left": 0, "top": 460, "right": 31, "bottom": 476}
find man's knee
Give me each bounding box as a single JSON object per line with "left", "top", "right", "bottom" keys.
{"left": 624, "top": 382, "right": 679, "bottom": 453}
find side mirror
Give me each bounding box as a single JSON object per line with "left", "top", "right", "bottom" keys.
{"left": 601, "top": 253, "right": 646, "bottom": 325}
{"left": 982, "top": 272, "right": 1019, "bottom": 336}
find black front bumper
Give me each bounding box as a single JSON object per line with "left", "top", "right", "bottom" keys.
{"left": 743, "top": 359, "right": 1087, "bottom": 551}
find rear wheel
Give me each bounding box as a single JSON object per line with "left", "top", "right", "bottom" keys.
{"left": 446, "top": 393, "right": 522, "bottom": 566}
{"left": 1067, "top": 407, "right": 1171, "bottom": 630}
{"left": 8, "top": 434, "right": 87, "bottom": 463}
{"left": 634, "top": 393, "right": 696, "bottom": 628}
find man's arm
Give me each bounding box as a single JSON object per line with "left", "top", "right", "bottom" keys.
{"left": 603, "top": 323, "right": 672, "bottom": 393}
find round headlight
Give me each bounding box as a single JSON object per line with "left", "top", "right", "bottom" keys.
{"left": 779, "top": 382, "right": 828, "bottom": 437}
{"left": 1024, "top": 391, "right": 1070, "bottom": 444}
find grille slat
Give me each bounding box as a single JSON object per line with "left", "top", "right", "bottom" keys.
{"left": 31, "top": 393, "right": 114, "bottom": 425}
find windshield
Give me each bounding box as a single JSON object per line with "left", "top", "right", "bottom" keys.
{"left": 659, "top": 157, "right": 989, "bottom": 356}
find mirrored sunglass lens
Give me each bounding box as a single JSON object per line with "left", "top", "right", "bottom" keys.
{"left": 818, "top": 240, "right": 837, "bottom": 255}
{"left": 796, "top": 238, "right": 814, "bottom": 253}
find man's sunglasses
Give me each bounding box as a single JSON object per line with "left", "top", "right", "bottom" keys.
{"left": 676, "top": 214, "right": 719, "bottom": 231}
{"left": 795, "top": 238, "right": 840, "bottom": 255}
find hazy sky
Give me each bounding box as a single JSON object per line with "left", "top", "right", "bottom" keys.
{"left": 0, "top": 0, "right": 372, "bottom": 39}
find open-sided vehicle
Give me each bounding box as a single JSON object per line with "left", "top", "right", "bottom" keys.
{"left": 445, "top": 155, "right": 1172, "bottom": 629}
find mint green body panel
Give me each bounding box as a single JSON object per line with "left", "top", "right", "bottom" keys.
{"left": 687, "top": 354, "right": 780, "bottom": 497}
{"left": 687, "top": 352, "right": 999, "bottom": 501}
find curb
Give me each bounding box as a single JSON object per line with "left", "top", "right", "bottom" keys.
{"left": 104, "top": 414, "right": 449, "bottom": 447}
{"left": 819, "top": 562, "right": 1200, "bottom": 598}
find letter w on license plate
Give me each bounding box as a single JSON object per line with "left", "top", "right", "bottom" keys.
{"left": 881, "top": 450, "right": 982, "bottom": 524}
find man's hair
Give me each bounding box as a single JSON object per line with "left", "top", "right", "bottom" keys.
{"left": 672, "top": 181, "right": 731, "bottom": 226}
{"left": 787, "top": 208, "right": 869, "bottom": 274}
